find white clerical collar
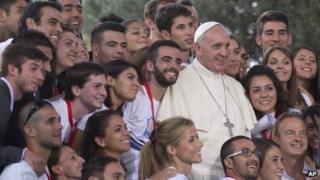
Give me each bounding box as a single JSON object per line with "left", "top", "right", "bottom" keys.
{"left": 191, "top": 58, "right": 223, "bottom": 79}
{"left": 0, "top": 77, "right": 14, "bottom": 112}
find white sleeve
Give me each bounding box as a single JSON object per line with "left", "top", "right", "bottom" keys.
{"left": 167, "top": 174, "right": 188, "bottom": 180}
{"left": 123, "top": 90, "right": 153, "bottom": 141}
{"left": 76, "top": 113, "right": 89, "bottom": 131}
{"left": 0, "top": 162, "right": 45, "bottom": 180}
{"left": 77, "top": 106, "right": 107, "bottom": 131}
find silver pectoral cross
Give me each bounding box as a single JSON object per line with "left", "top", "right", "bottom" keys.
{"left": 224, "top": 118, "right": 234, "bottom": 137}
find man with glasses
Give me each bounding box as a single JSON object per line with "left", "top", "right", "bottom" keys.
{"left": 273, "top": 112, "right": 312, "bottom": 180}
{"left": 0, "top": 100, "right": 63, "bottom": 179}
{"left": 158, "top": 21, "right": 257, "bottom": 179}
{"left": 220, "top": 136, "right": 260, "bottom": 180}
{"left": 0, "top": 43, "right": 48, "bottom": 172}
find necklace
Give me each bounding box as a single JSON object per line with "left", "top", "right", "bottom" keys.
{"left": 192, "top": 64, "right": 234, "bottom": 137}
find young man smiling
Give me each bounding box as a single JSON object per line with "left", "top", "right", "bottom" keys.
{"left": 220, "top": 136, "right": 260, "bottom": 180}
{"left": 155, "top": 3, "right": 195, "bottom": 66}
{"left": 123, "top": 40, "right": 182, "bottom": 179}
{"left": 256, "top": 10, "right": 292, "bottom": 56}
{"left": 19, "top": 1, "right": 63, "bottom": 47}
{"left": 49, "top": 62, "right": 107, "bottom": 146}
{"left": 0, "top": 44, "right": 47, "bottom": 172}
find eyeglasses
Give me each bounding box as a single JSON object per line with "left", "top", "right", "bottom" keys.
{"left": 226, "top": 148, "right": 261, "bottom": 158}
{"left": 24, "top": 100, "right": 51, "bottom": 126}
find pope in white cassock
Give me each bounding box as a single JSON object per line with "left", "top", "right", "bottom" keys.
{"left": 157, "top": 22, "right": 257, "bottom": 180}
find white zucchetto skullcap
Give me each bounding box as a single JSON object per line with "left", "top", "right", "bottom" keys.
{"left": 194, "top": 21, "right": 221, "bottom": 42}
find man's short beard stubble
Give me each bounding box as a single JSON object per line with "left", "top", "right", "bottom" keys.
{"left": 153, "top": 65, "right": 178, "bottom": 87}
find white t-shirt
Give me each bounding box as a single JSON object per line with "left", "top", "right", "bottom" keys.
{"left": 49, "top": 98, "right": 106, "bottom": 142}
{"left": 49, "top": 98, "right": 74, "bottom": 142}
{"left": 168, "top": 173, "right": 188, "bottom": 180}
{"left": 0, "top": 160, "right": 48, "bottom": 180}
{"left": 251, "top": 112, "right": 276, "bottom": 139}
{"left": 220, "top": 177, "right": 236, "bottom": 180}
{"left": 158, "top": 59, "right": 257, "bottom": 179}
{"left": 281, "top": 161, "right": 316, "bottom": 180}
{"left": 0, "top": 38, "right": 13, "bottom": 72}
{"left": 300, "top": 92, "right": 313, "bottom": 107}
{"left": 76, "top": 105, "right": 108, "bottom": 131}
{"left": 122, "top": 86, "right": 159, "bottom": 180}
{"left": 123, "top": 86, "right": 159, "bottom": 142}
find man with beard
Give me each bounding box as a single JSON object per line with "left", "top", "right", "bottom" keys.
{"left": 0, "top": 100, "right": 63, "bottom": 179}
{"left": 220, "top": 136, "right": 260, "bottom": 180}
{"left": 157, "top": 22, "right": 256, "bottom": 179}
{"left": 122, "top": 39, "right": 182, "bottom": 180}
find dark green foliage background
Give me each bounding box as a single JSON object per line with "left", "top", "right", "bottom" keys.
{"left": 83, "top": 0, "right": 320, "bottom": 62}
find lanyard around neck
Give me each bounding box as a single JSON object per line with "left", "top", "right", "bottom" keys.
{"left": 144, "top": 82, "right": 158, "bottom": 129}
{"left": 66, "top": 100, "right": 77, "bottom": 146}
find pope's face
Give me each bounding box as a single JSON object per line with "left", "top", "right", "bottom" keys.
{"left": 195, "top": 25, "right": 230, "bottom": 73}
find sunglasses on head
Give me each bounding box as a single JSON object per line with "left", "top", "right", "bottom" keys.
{"left": 226, "top": 148, "right": 261, "bottom": 158}
{"left": 24, "top": 100, "right": 51, "bottom": 126}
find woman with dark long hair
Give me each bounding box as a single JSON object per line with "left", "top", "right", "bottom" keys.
{"left": 263, "top": 46, "right": 314, "bottom": 111}
{"left": 293, "top": 46, "right": 320, "bottom": 104}
{"left": 243, "top": 65, "right": 288, "bottom": 139}
{"left": 81, "top": 110, "right": 130, "bottom": 162}
{"left": 104, "top": 60, "right": 141, "bottom": 112}
{"left": 303, "top": 105, "right": 320, "bottom": 168}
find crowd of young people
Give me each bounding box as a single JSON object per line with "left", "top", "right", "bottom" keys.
{"left": 0, "top": 0, "right": 319, "bottom": 180}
